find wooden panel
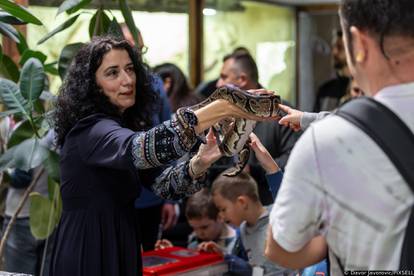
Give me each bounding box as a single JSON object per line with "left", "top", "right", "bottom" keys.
{"left": 188, "top": 0, "right": 204, "bottom": 88}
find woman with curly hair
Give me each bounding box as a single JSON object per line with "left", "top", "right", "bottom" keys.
{"left": 50, "top": 36, "right": 268, "bottom": 276}
{"left": 153, "top": 63, "right": 200, "bottom": 112}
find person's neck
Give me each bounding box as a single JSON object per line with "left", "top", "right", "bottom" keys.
{"left": 369, "top": 42, "right": 414, "bottom": 96}
{"left": 368, "top": 65, "right": 414, "bottom": 96}
{"left": 245, "top": 202, "right": 267, "bottom": 227}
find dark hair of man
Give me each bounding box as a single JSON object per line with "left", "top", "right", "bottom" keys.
{"left": 153, "top": 63, "right": 199, "bottom": 112}
{"left": 340, "top": 0, "right": 414, "bottom": 61}
{"left": 222, "top": 52, "right": 259, "bottom": 85}
{"left": 54, "top": 36, "right": 158, "bottom": 146}
{"left": 212, "top": 171, "right": 259, "bottom": 203}
{"left": 185, "top": 188, "right": 219, "bottom": 220}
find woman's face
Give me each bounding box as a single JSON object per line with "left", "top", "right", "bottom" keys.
{"left": 95, "top": 49, "right": 136, "bottom": 112}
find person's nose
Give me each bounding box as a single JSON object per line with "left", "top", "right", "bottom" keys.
{"left": 121, "top": 70, "right": 133, "bottom": 86}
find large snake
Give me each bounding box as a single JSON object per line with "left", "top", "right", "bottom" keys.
{"left": 179, "top": 85, "right": 281, "bottom": 176}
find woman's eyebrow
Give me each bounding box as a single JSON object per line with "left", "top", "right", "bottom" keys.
{"left": 103, "top": 65, "right": 119, "bottom": 73}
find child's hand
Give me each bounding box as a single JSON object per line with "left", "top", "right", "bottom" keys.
{"left": 155, "top": 239, "right": 173, "bottom": 250}
{"left": 249, "top": 133, "right": 280, "bottom": 174}
{"left": 197, "top": 241, "right": 223, "bottom": 255}
{"left": 189, "top": 128, "right": 222, "bottom": 178}
{"left": 278, "top": 104, "right": 303, "bottom": 132}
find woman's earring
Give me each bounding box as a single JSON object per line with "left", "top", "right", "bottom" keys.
{"left": 356, "top": 52, "right": 365, "bottom": 62}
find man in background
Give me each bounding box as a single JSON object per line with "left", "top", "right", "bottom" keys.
{"left": 314, "top": 29, "right": 350, "bottom": 112}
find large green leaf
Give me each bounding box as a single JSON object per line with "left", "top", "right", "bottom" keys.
{"left": 20, "top": 58, "right": 45, "bottom": 103}
{"left": 43, "top": 151, "right": 60, "bottom": 182}
{"left": 16, "top": 32, "right": 29, "bottom": 55}
{"left": 0, "top": 54, "right": 20, "bottom": 82}
{"left": 29, "top": 192, "right": 60, "bottom": 239}
{"left": 118, "top": 0, "right": 139, "bottom": 46}
{"left": 0, "top": 78, "right": 29, "bottom": 118}
{"left": 19, "top": 49, "right": 47, "bottom": 66}
{"left": 44, "top": 61, "right": 58, "bottom": 76}
{"left": 89, "top": 8, "right": 111, "bottom": 38}
{"left": 58, "top": 42, "right": 83, "bottom": 80}
{"left": 0, "top": 137, "right": 48, "bottom": 171}
{"left": 0, "top": 108, "right": 21, "bottom": 118}
{"left": 29, "top": 177, "right": 62, "bottom": 239}
{"left": 0, "top": 10, "right": 25, "bottom": 25}
{"left": 37, "top": 14, "right": 80, "bottom": 45}
{"left": 0, "top": 146, "right": 16, "bottom": 172}
{"left": 0, "top": 21, "right": 19, "bottom": 42}
{"left": 57, "top": 0, "right": 91, "bottom": 15}
{"left": 107, "top": 17, "right": 123, "bottom": 38}
{"left": 7, "top": 119, "right": 34, "bottom": 148}
{"left": 0, "top": 0, "right": 42, "bottom": 25}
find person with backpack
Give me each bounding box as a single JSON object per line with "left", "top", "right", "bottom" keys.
{"left": 265, "top": 0, "right": 414, "bottom": 273}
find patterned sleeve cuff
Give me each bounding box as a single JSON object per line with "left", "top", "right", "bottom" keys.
{"left": 131, "top": 109, "right": 200, "bottom": 169}
{"left": 151, "top": 159, "right": 207, "bottom": 201}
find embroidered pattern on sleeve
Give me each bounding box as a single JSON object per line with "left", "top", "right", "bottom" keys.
{"left": 151, "top": 160, "right": 206, "bottom": 201}
{"left": 131, "top": 108, "right": 199, "bottom": 169}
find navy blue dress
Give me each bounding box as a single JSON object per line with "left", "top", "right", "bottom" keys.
{"left": 50, "top": 112, "right": 204, "bottom": 276}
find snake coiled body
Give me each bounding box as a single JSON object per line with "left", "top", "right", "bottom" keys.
{"left": 178, "top": 85, "right": 281, "bottom": 176}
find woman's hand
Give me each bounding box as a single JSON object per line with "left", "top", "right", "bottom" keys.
{"left": 278, "top": 104, "right": 303, "bottom": 132}
{"left": 249, "top": 133, "right": 280, "bottom": 174}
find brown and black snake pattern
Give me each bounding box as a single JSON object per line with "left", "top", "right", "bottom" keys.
{"left": 177, "top": 85, "right": 281, "bottom": 176}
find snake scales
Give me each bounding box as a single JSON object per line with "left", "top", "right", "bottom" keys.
{"left": 179, "top": 85, "right": 281, "bottom": 176}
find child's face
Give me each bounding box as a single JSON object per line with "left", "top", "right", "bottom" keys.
{"left": 188, "top": 217, "right": 223, "bottom": 242}
{"left": 213, "top": 193, "right": 244, "bottom": 227}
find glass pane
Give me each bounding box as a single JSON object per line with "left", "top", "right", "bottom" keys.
{"left": 203, "top": 1, "right": 296, "bottom": 104}
{"left": 27, "top": 5, "right": 189, "bottom": 92}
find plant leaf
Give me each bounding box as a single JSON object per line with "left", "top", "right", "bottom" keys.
{"left": 107, "top": 17, "right": 123, "bottom": 38}
{"left": 0, "top": 10, "right": 25, "bottom": 25}
{"left": 20, "top": 58, "right": 45, "bottom": 103}
{"left": 13, "top": 138, "right": 49, "bottom": 171}
{"left": 89, "top": 8, "right": 111, "bottom": 38}
{"left": 19, "top": 49, "right": 47, "bottom": 66}
{"left": 58, "top": 42, "right": 83, "bottom": 80}
{"left": 57, "top": 0, "right": 91, "bottom": 15}
{"left": 16, "top": 31, "right": 29, "bottom": 55}
{"left": 0, "top": 21, "right": 20, "bottom": 42}
{"left": 0, "top": 54, "right": 20, "bottom": 82}
{"left": 118, "top": 0, "right": 139, "bottom": 46}
{"left": 44, "top": 62, "right": 59, "bottom": 76}
{"left": 29, "top": 192, "right": 59, "bottom": 239}
{"left": 44, "top": 150, "right": 60, "bottom": 182}
{"left": 0, "top": 108, "right": 21, "bottom": 118}
{"left": 7, "top": 119, "right": 34, "bottom": 148}
{"left": 37, "top": 14, "right": 80, "bottom": 45}
{"left": 0, "top": 0, "right": 42, "bottom": 25}
{"left": 0, "top": 78, "right": 29, "bottom": 118}
{"left": 0, "top": 146, "right": 16, "bottom": 172}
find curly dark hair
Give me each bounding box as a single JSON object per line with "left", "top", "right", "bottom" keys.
{"left": 153, "top": 63, "right": 199, "bottom": 112}
{"left": 340, "top": 0, "right": 414, "bottom": 60}
{"left": 54, "top": 36, "right": 159, "bottom": 146}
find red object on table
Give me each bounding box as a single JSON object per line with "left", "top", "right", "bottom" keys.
{"left": 142, "top": 246, "right": 226, "bottom": 275}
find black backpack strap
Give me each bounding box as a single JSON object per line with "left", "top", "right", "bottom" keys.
{"left": 336, "top": 96, "right": 414, "bottom": 269}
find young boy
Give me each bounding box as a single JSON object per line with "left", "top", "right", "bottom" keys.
{"left": 155, "top": 188, "right": 237, "bottom": 255}
{"left": 212, "top": 171, "right": 295, "bottom": 276}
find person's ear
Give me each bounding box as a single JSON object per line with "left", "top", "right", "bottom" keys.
{"left": 350, "top": 26, "right": 368, "bottom": 63}
{"left": 236, "top": 195, "right": 248, "bottom": 210}
{"left": 238, "top": 73, "right": 248, "bottom": 88}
